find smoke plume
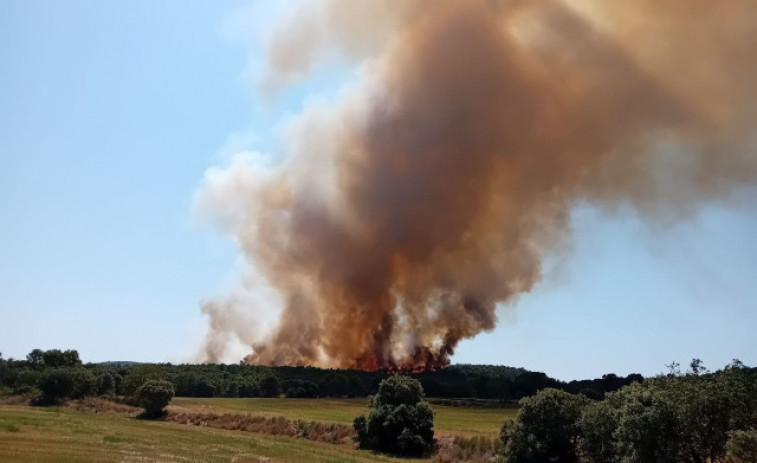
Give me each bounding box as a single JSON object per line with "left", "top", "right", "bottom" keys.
{"left": 195, "top": 0, "right": 757, "bottom": 369}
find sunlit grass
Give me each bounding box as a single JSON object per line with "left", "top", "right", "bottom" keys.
{"left": 172, "top": 397, "right": 516, "bottom": 437}
{"left": 0, "top": 404, "right": 422, "bottom": 463}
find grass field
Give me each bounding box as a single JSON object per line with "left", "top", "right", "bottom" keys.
{"left": 0, "top": 404, "right": 421, "bottom": 463}
{"left": 171, "top": 397, "right": 517, "bottom": 437}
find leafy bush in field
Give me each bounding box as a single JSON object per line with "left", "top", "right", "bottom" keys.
{"left": 726, "top": 428, "right": 757, "bottom": 462}
{"left": 500, "top": 388, "right": 589, "bottom": 463}
{"left": 136, "top": 380, "right": 174, "bottom": 417}
{"left": 354, "top": 375, "right": 435, "bottom": 457}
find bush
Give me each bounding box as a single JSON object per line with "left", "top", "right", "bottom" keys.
{"left": 123, "top": 365, "right": 164, "bottom": 396}
{"left": 69, "top": 368, "right": 97, "bottom": 399}
{"left": 726, "top": 428, "right": 757, "bottom": 462}
{"left": 97, "top": 372, "right": 115, "bottom": 396}
{"left": 579, "top": 395, "right": 621, "bottom": 463}
{"left": 37, "top": 368, "right": 76, "bottom": 404}
{"left": 13, "top": 370, "right": 40, "bottom": 395}
{"left": 136, "top": 380, "right": 174, "bottom": 417}
{"left": 354, "top": 375, "right": 434, "bottom": 457}
{"left": 500, "top": 388, "right": 589, "bottom": 463}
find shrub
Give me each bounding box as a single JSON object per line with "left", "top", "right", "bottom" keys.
{"left": 69, "top": 368, "right": 97, "bottom": 399}
{"left": 13, "top": 370, "right": 40, "bottom": 395}
{"left": 136, "top": 380, "right": 174, "bottom": 417}
{"left": 97, "top": 372, "right": 115, "bottom": 396}
{"left": 37, "top": 368, "right": 75, "bottom": 404}
{"left": 579, "top": 395, "right": 621, "bottom": 463}
{"left": 354, "top": 375, "right": 434, "bottom": 457}
{"left": 500, "top": 388, "right": 589, "bottom": 463}
{"left": 123, "top": 365, "right": 164, "bottom": 396}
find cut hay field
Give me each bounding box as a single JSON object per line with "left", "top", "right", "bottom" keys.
{"left": 0, "top": 404, "right": 421, "bottom": 463}
{"left": 171, "top": 397, "right": 517, "bottom": 438}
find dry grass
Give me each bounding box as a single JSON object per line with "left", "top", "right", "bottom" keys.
{"left": 165, "top": 410, "right": 356, "bottom": 445}
{"left": 172, "top": 397, "right": 516, "bottom": 438}
{"left": 67, "top": 397, "right": 142, "bottom": 416}
{"left": 433, "top": 435, "right": 501, "bottom": 463}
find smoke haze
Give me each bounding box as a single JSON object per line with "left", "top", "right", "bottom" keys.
{"left": 195, "top": 0, "right": 757, "bottom": 369}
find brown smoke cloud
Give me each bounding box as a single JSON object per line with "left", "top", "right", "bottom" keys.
{"left": 196, "top": 0, "right": 757, "bottom": 369}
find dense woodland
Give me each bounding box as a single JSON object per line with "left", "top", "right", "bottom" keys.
{"left": 0, "top": 348, "right": 643, "bottom": 401}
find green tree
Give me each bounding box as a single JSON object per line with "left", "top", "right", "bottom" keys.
{"left": 40, "top": 349, "right": 81, "bottom": 368}
{"left": 259, "top": 374, "right": 281, "bottom": 398}
{"left": 26, "top": 349, "right": 45, "bottom": 368}
{"left": 13, "top": 369, "right": 41, "bottom": 395}
{"left": 136, "top": 380, "right": 174, "bottom": 417}
{"left": 69, "top": 368, "right": 96, "bottom": 399}
{"left": 580, "top": 395, "right": 621, "bottom": 463}
{"left": 353, "top": 375, "right": 434, "bottom": 457}
{"left": 123, "top": 365, "right": 164, "bottom": 395}
{"left": 97, "top": 372, "right": 116, "bottom": 396}
{"left": 37, "top": 368, "right": 76, "bottom": 404}
{"left": 501, "top": 388, "right": 589, "bottom": 463}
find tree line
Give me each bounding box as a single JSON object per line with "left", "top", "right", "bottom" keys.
{"left": 0, "top": 349, "right": 643, "bottom": 402}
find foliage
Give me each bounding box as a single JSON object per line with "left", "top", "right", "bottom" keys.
{"left": 1, "top": 348, "right": 647, "bottom": 403}
{"left": 97, "top": 372, "right": 116, "bottom": 396}
{"left": 500, "top": 388, "right": 590, "bottom": 463}
{"left": 578, "top": 394, "right": 622, "bottom": 463}
{"left": 578, "top": 362, "right": 757, "bottom": 463}
{"left": 284, "top": 379, "right": 319, "bottom": 398}
{"left": 69, "top": 368, "right": 97, "bottom": 399}
{"left": 122, "top": 365, "right": 164, "bottom": 396}
{"left": 37, "top": 368, "right": 76, "bottom": 404}
{"left": 136, "top": 380, "right": 174, "bottom": 417}
{"left": 726, "top": 428, "right": 757, "bottom": 463}
{"left": 259, "top": 374, "right": 281, "bottom": 398}
{"left": 354, "top": 375, "right": 435, "bottom": 457}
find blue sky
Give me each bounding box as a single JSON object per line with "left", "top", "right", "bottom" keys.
{"left": 1, "top": 1, "right": 755, "bottom": 381}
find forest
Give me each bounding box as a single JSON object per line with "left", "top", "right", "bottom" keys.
{"left": 0, "top": 349, "right": 643, "bottom": 402}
